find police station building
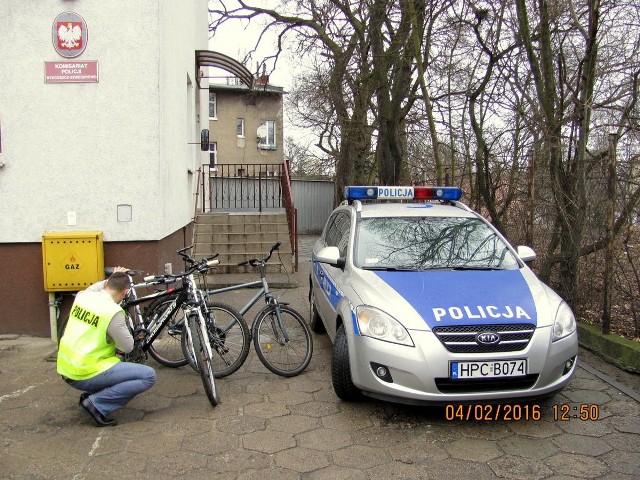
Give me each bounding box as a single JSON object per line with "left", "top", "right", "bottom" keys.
{"left": 0, "top": 1, "right": 210, "bottom": 337}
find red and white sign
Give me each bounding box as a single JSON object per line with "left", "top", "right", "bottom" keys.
{"left": 44, "top": 61, "right": 99, "bottom": 84}
{"left": 52, "top": 12, "right": 88, "bottom": 58}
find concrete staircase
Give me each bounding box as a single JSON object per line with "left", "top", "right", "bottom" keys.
{"left": 193, "top": 212, "right": 294, "bottom": 278}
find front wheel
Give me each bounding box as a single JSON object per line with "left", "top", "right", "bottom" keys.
{"left": 187, "top": 313, "right": 219, "bottom": 407}
{"left": 182, "top": 302, "right": 251, "bottom": 378}
{"left": 252, "top": 305, "right": 313, "bottom": 377}
{"left": 332, "top": 324, "right": 360, "bottom": 401}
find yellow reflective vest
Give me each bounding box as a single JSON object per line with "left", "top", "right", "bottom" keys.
{"left": 57, "top": 290, "right": 123, "bottom": 380}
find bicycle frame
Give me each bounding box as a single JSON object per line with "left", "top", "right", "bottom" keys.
{"left": 124, "top": 285, "right": 174, "bottom": 322}
{"left": 122, "top": 282, "right": 184, "bottom": 351}
{"left": 206, "top": 241, "right": 281, "bottom": 316}
{"left": 207, "top": 279, "right": 264, "bottom": 317}
{"left": 140, "top": 290, "right": 187, "bottom": 349}
{"left": 207, "top": 260, "right": 291, "bottom": 343}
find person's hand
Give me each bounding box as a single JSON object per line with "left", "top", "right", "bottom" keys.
{"left": 112, "top": 266, "right": 129, "bottom": 273}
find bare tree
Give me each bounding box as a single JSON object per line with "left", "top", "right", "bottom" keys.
{"left": 210, "top": 1, "right": 376, "bottom": 204}
{"left": 284, "top": 135, "right": 334, "bottom": 177}
{"left": 210, "top": 0, "right": 640, "bottom": 337}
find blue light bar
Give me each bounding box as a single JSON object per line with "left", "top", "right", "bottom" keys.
{"left": 344, "top": 186, "right": 462, "bottom": 201}
{"left": 344, "top": 186, "right": 379, "bottom": 200}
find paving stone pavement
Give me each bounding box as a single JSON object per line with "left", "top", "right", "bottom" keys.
{"left": 1, "top": 236, "right": 639, "bottom": 479}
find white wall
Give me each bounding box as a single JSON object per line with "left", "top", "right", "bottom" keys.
{"left": 157, "top": 0, "right": 209, "bottom": 239}
{"left": 0, "top": 0, "right": 208, "bottom": 243}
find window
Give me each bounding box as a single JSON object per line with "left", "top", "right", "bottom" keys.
{"left": 226, "top": 77, "right": 243, "bottom": 86}
{"left": 355, "top": 217, "right": 519, "bottom": 270}
{"left": 258, "top": 120, "right": 276, "bottom": 150}
{"left": 209, "top": 92, "right": 217, "bottom": 119}
{"left": 236, "top": 118, "right": 245, "bottom": 137}
{"left": 324, "top": 212, "right": 351, "bottom": 258}
{"left": 208, "top": 142, "right": 217, "bottom": 170}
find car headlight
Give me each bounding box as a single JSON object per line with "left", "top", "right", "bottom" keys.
{"left": 552, "top": 301, "right": 576, "bottom": 341}
{"left": 356, "top": 306, "right": 414, "bottom": 346}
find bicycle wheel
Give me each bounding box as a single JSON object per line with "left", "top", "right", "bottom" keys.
{"left": 145, "top": 294, "right": 189, "bottom": 368}
{"left": 182, "top": 302, "right": 251, "bottom": 378}
{"left": 252, "top": 304, "right": 313, "bottom": 377}
{"left": 187, "top": 313, "right": 220, "bottom": 406}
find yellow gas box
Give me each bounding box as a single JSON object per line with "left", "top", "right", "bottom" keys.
{"left": 42, "top": 231, "right": 104, "bottom": 291}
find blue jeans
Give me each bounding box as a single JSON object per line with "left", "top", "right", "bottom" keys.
{"left": 67, "top": 361, "right": 156, "bottom": 416}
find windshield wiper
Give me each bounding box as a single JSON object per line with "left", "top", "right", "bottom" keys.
{"left": 361, "top": 266, "right": 419, "bottom": 271}
{"left": 451, "top": 265, "right": 505, "bottom": 271}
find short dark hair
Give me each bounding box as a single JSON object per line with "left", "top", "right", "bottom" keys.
{"left": 106, "top": 271, "right": 131, "bottom": 292}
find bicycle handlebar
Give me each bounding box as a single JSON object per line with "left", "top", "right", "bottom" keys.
{"left": 111, "top": 247, "right": 219, "bottom": 286}
{"left": 237, "top": 242, "right": 281, "bottom": 267}
{"left": 104, "top": 267, "right": 144, "bottom": 277}
{"left": 143, "top": 250, "right": 219, "bottom": 284}
{"left": 142, "top": 275, "right": 179, "bottom": 284}
{"left": 177, "top": 245, "right": 219, "bottom": 266}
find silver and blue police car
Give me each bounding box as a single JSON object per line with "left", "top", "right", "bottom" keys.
{"left": 309, "top": 186, "right": 578, "bottom": 404}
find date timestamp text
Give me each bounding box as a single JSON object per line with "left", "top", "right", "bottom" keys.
{"left": 445, "top": 403, "right": 600, "bottom": 421}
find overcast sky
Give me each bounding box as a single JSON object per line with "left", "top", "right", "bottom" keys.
{"left": 208, "top": 6, "right": 293, "bottom": 89}
{"left": 207, "top": 4, "right": 316, "bottom": 148}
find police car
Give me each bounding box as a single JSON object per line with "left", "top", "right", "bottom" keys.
{"left": 309, "top": 186, "right": 578, "bottom": 404}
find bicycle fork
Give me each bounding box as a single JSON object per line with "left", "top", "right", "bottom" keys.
{"left": 186, "top": 308, "right": 215, "bottom": 362}
{"left": 266, "top": 295, "right": 290, "bottom": 346}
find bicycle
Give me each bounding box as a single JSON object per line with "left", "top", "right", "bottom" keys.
{"left": 113, "top": 268, "right": 186, "bottom": 368}
{"left": 114, "top": 246, "right": 248, "bottom": 406}
{"left": 201, "top": 241, "right": 313, "bottom": 377}
{"left": 55, "top": 269, "right": 181, "bottom": 359}
{"left": 115, "top": 257, "right": 250, "bottom": 379}
{"left": 134, "top": 246, "right": 229, "bottom": 406}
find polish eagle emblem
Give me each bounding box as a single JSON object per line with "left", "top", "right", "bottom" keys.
{"left": 58, "top": 22, "right": 82, "bottom": 50}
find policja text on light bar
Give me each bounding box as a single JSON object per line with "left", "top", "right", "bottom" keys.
{"left": 344, "top": 186, "right": 462, "bottom": 201}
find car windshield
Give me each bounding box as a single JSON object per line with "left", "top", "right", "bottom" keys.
{"left": 355, "top": 216, "right": 520, "bottom": 271}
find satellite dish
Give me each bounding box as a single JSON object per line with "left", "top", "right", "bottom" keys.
{"left": 257, "top": 124, "right": 267, "bottom": 139}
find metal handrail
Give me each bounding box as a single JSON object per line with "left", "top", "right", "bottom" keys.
{"left": 281, "top": 159, "right": 299, "bottom": 271}
{"left": 194, "top": 161, "right": 298, "bottom": 271}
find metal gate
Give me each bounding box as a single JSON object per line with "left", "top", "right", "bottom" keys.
{"left": 211, "top": 176, "right": 284, "bottom": 212}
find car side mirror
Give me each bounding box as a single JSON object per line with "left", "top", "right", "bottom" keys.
{"left": 200, "top": 129, "right": 209, "bottom": 151}
{"left": 517, "top": 246, "right": 536, "bottom": 263}
{"left": 315, "top": 246, "right": 346, "bottom": 270}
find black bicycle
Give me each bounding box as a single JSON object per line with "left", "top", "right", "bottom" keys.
{"left": 120, "top": 246, "right": 246, "bottom": 406}
{"left": 115, "top": 269, "right": 185, "bottom": 367}
{"left": 132, "top": 248, "right": 223, "bottom": 405}
{"left": 136, "top": 246, "right": 250, "bottom": 375}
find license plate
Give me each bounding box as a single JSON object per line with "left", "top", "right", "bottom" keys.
{"left": 450, "top": 359, "right": 527, "bottom": 379}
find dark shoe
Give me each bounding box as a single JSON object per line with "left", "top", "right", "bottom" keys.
{"left": 79, "top": 392, "right": 89, "bottom": 405}
{"left": 80, "top": 397, "right": 117, "bottom": 427}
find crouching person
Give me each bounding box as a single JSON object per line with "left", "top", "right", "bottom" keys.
{"left": 57, "top": 271, "right": 156, "bottom": 427}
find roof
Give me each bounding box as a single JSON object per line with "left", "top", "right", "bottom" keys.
{"left": 208, "top": 82, "right": 285, "bottom": 95}
{"left": 195, "top": 50, "right": 254, "bottom": 89}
